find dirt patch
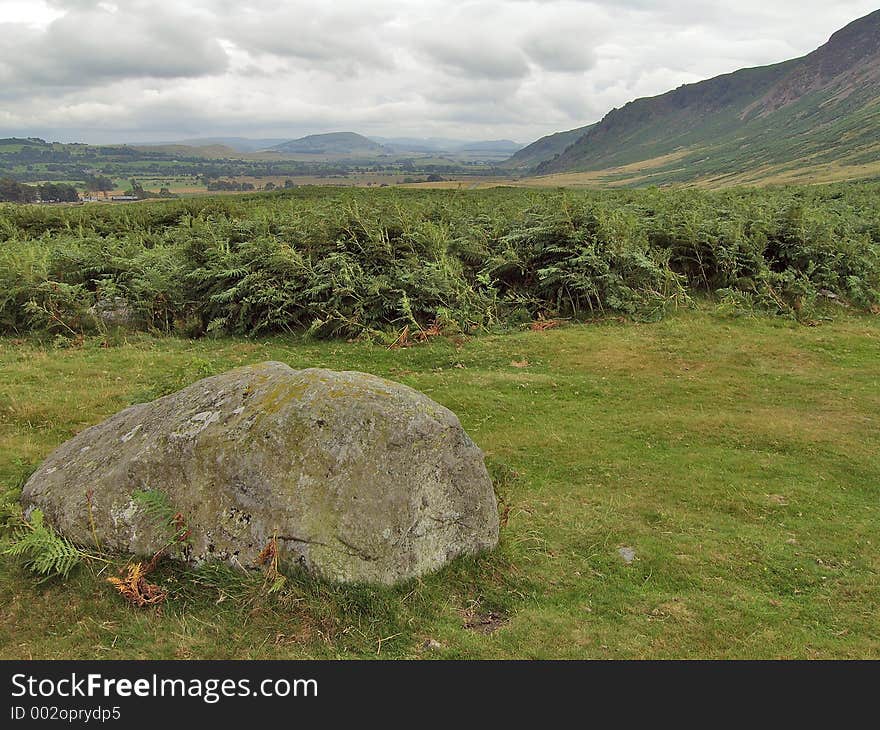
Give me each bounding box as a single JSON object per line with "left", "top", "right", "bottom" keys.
{"left": 649, "top": 599, "right": 694, "bottom": 622}
{"left": 463, "top": 607, "right": 510, "bottom": 634}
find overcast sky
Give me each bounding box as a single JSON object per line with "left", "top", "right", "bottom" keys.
{"left": 1, "top": 0, "right": 877, "bottom": 144}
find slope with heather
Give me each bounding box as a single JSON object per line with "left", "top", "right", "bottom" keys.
{"left": 525, "top": 10, "right": 880, "bottom": 186}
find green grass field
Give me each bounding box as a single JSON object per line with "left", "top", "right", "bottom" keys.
{"left": 2, "top": 307, "right": 878, "bottom": 659}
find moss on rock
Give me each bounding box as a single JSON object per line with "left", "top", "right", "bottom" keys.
{"left": 20, "top": 362, "right": 499, "bottom": 585}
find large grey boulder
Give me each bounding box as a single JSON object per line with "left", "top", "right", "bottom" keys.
{"left": 21, "top": 362, "right": 499, "bottom": 584}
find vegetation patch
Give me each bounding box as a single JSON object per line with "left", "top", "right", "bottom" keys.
{"left": 1, "top": 185, "right": 877, "bottom": 343}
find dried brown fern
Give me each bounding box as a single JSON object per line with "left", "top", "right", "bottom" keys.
{"left": 107, "top": 561, "right": 167, "bottom": 607}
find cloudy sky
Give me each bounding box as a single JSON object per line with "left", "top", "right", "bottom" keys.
{"left": 1, "top": 0, "right": 877, "bottom": 144}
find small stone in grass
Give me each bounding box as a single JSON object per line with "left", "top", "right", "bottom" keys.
{"left": 618, "top": 546, "right": 636, "bottom": 564}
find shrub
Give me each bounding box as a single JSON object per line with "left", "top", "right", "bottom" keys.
{"left": 0, "top": 183, "right": 877, "bottom": 338}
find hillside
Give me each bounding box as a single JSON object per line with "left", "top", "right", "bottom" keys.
{"left": 155, "top": 137, "right": 288, "bottom": 152}
{"left": 132, "top": 144, "right": 242, "bottom": 158}
{"left": 270, "top": 132, "right": 389, "bottom": 156}
{"left": 528, "top": 10, "right": 880, "bottom": 186}
{"left": 368, "top": 136, "right": 522, "bottom": 161}
{"left": 501, "top": 124, "right": 594, "bottom": 170}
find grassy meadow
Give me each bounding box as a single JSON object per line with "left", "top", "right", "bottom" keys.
{"left": 1, "top": 185, "right": 878, "bottom": 659}
{"left": 1, "top": 307, "right": 878, "bottom": 659}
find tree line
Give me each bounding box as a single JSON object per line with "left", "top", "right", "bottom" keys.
{"left": 0, "top": 178, "right": 80, "bottom": 203}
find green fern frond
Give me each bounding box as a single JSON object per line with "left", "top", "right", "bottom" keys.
{"left": 131, "top": 489, "right": 189, "bottom": 547}
{"left": 3, "top": 509, "right": 84, "bottom": 579}
{"left": 132, "top": 488, "right": 175, "bottom": 525}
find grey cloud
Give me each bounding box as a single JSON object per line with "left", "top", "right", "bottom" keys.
{"left": 522, "top": 33, "right": 598, "bottom": 72}
{"left": 0, "top": 4, "right": 227, "bottom": 90}
{"left": 425, "top": 50, "right": 529, "bottom": 81}
{"left": 407, "top": 3, "right": 532, "bottom": 80}
{"left": 44, "top": 0, "right": 103, "bottom": 7}
{"left": 222, "top": 4, "right": 395, "bottom": 72}
{"left": 425, "top": 78, "right": 524, "bottom": 105}
{"left": 416, "top": 36, "right": 530, "bottom": 80}
{"left": 1, "top": 0, "right": 878, "bottom": 143}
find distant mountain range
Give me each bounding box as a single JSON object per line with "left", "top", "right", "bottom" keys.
{"left": 146, "top": 133, "right": 523, "bottom": 160}
{"left": 262, "top": 132, "right": 523, "bottom": 159}
{"left": 510, "top": 9, "right": 880, "bottom": 186}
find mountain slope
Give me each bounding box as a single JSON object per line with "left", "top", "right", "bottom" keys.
{"left": 270, "top": 132, "right": 389, "bottom": 156}
{"left": 501, "top": 124, "right": 594, "bottom": 170}
{"left": 529, "top": 10, "right": 880, "bottom": 185}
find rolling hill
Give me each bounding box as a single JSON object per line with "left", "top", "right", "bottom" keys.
{"left": 270, "top": 132, "right": 390, "bottom": 156}
{"left": 131, "top": 143, "right": 242, "bottom": 158}
{"left": 153, "top": 137, "right": 288, "bottom": 152}
{"left": 521, "top": 10, "right": 880, "bottom": 186}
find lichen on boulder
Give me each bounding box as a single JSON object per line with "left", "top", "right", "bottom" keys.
{"left": 20, "top": 362, "right": 499, "bottom": 585}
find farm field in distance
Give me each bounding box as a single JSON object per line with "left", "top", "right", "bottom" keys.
{"left": 0, "top": 136, "right": 512, "bottom": 200}
{"left": 0, "top": 183, "right": 878, "bottom": 659}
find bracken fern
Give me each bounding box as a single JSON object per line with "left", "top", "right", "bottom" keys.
{"left": 3, "top": 509, "right": 84, "bottom": 579}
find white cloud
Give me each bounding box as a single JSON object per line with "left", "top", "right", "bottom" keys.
{"left": 0, "top": 0, "right": 876, "bottom": 143}
{"left": 0, "top": 2, "right": 227, "bottom": 91}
